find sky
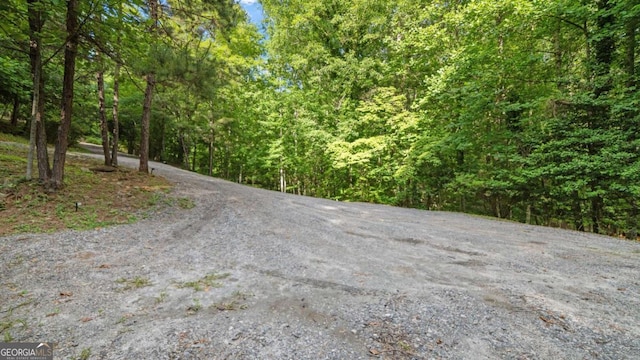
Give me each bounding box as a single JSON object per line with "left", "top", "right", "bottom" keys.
{"left": 238, "top": 0, "right": 264, "bottom": 27}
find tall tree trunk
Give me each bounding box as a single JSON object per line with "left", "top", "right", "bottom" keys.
{"left": 110, "top": 1, "right": 123, "bottom": 167}
{"left": 208, "top": 128, "right": 214, "bottom": 176}
{"left": 139, "top": 0, "right": 159, "bottom": 173}
{"left": 26, "top": 56, "right": 39, "bottom": 181}
{"left": 624, "top": 8, "right": 637, "bottom": 237}
{"left": 27, "top": 0, "right": 46, "bottom": 181}
{"left": 179, "top": 132, "right": 190, "bottom": 169}
{"left": 192, "top": 142, "right": 197, "bottom": 171}
{"left": 593, "top": 0, "right": 614, "bottom": 99}
{"left": 626, "top": 15, "right": 637, "bottom": 88}
{"left": 139, "top": 74, "right": 155, "bottom": 173}
{"left": 553, "top": 17, "right": 564, "bottom": 89}
{"left": 280, "top": 168, "right": 286, "bottom": 193}
{"left": 36, "top": 65, "right": 50, "bottom": 182}
{"left": 588, "top": 0, "right": 615, "bottom": 233}
{"left": 628, "top": 201, "right": 638, "bottom": 240}
{"left": 49, "top": 0, "right": 79, "bottom": 190}
{"left": 160, "top": 115, "right": 166, "bottom": 163}
{"left": 97, "top": 68, "right": 111, "bottom": 166}
{"left": 10, "top": 95, "right": 19, "bottom": 127}
{"left": 111, "top": 63, "right": 120, "bottom": 166}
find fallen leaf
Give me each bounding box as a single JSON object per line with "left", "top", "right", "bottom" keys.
{"left": 80, "top": 317, "right": 93, "bottom": 322}
{"left": 369, "top": 348, "right": 380, "bottom": 355}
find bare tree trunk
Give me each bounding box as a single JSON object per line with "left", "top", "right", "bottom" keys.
{"left": 192, "top": 142, "right": 197, "bottom": 171}
{"left": 588, "top": 0, "right": 615, "bottom": 234}
{"left": 280, "top": 168, "right": 286, "bottom": 193}
{"left": 36, "top": 67, "right": 50, "bottom": 182}
{"left": 10, "top": 95, "right": 19, "bottom": 127}
{"left": 26, "top": 44, "right": 40, "bottom": 181}
{"left": 139, "top": 74, "right": 154, "bottom": 173}
{"left": 208, "top": 128, "right": 214, "bottom": 176}
{"left": 139, "top": 0, "right": 159, "bottom": 173}
{"left": 179, "top": 132, "right": 190, "bottom": 169}
{"left": 279, "top": 126, "right": 285, "bottom": 192}
{"left": 626, "top": 15, "right": 637, "bottom": 88}
{"left": 110, "top": 1, "right": 123, "bottom": 167}
{"left": 111, "top": 63, "right": 120, "bottom": 166}
{"left": 97, "top": 68, "right": 111, "bottom": 166}
{"left": 49, "top": 0, "right": 79, "bottom": 190}
{"left": 27, "top": 0, "right": 45, "bottom": 181}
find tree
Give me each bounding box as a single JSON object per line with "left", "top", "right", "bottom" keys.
{"left": 96, "top": 55, "right": 111, "bottom": 166}
{"left": 48, "top": 0, "right": 79, "bottom": 190}
{"left": 26, "top": 0, "right": 50, "bottom": 182}
{"left": 138, "top": 0, "right": 158, "bottom": 173}
{"left": 111, "top": 61, "right": 120, "bottom": 166}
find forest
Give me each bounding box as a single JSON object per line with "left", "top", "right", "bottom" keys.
{"left": 1, "top": 0, "right": 639, "bottom": 238}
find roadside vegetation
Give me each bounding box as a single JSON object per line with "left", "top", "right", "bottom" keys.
{"left": 0, "top": 132, "right": 174, "bottom": 237}
{"left": 2, "top": 0, "right": 638, "bottom": 238}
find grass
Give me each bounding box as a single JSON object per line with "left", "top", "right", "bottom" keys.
{"left": 116, "top": 276, "right": 152, "bottom": 290}
{"left": 0, "top": 134, "right": 176, "bottom": 236}
{"left": 212, "top": 290, "right": 253, "bottom": 311}
{"left": 0, "top": 318, "right": 28, "bottom": 342}
{"left": 73, "top": 348, "right": 92, "bottom": 360}
{"left": 155, "top": 290, "right": 168, "bottom": 304}
{"left": 0, "top": 297, "right": 33, "bottom": 342}
{"left": 178, "top": 272, "right": 230, "bottom": 292}
{"left": 187, "top": 298, "right": 202, "bottom": 314}
{"left": 177, "top": 197, "right": 195, "bottom": 209}
{"left": 0, "top": 132, "right": 29, "bottom": 144}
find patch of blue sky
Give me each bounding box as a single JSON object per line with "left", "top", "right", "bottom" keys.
{"left": 238, "top": 0, "right": 264, "bottom": 28}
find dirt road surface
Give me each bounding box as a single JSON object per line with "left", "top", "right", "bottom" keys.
{"left": 1, "top": 150, "right": 639, "bottom": 359}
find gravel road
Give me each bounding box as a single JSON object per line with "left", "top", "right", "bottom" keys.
{"left": 1, "top": 151, "right": 639, "bottom": 359}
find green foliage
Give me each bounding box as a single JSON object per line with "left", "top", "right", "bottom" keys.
{"left": 239, "top": 0, "right": 639, "bottom": 237}
{"left": 1, "top": 0, "right": 638, "bottom": 237}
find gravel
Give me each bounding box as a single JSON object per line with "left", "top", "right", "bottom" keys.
{"left": 1, "top": 152, "right": 639, "bottom": 359}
